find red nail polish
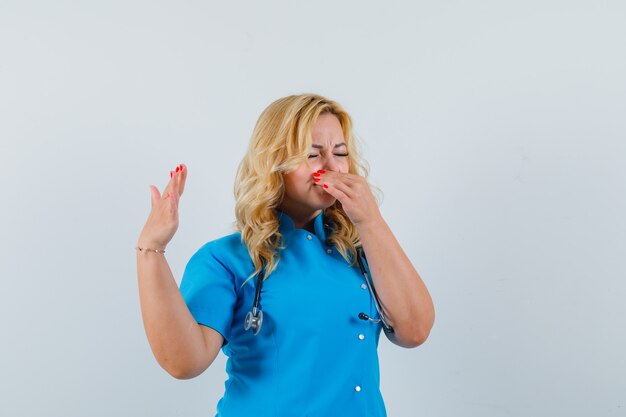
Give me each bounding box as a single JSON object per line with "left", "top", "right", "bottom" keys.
{"left": 323, "top": 184, "right": 329, "bottom": 189}
{"left": 176, "top": 166, "right": 179, "bottom": 172}
{"left": 314, "top": 178, "right": 320, "bottom": 182}
{"left": 170, "top": 171, "right": 173, "bottom": 178}
{"left": 318, "top": 170, "right": 326, "bottom": 174}
{"left": 313, "top": 172, "right": 320, "bottom": 177}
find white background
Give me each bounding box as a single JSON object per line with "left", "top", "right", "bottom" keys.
{"left": 1, "top": 1, "right": 625, "bottom": 416}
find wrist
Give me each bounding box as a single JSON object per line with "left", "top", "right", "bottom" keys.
{"left": 136, "top": 239, "right": 167, "bottom": 253}
{"left": 136, "top": 246, "right": 166, "bottom": 254}
{"left": 355, "top": 215, "right": 386, "bottom": 235}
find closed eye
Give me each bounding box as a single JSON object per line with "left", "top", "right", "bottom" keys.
{"left": 308, "top": 153, "right": 349, "bottom": 158}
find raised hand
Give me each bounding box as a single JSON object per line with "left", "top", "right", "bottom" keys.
{"left": 137, "top": 164, "right": 188, "bottom": 250}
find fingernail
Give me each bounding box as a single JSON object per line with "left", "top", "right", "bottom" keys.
{"left": 318, "top": 170, "right": 326, "bottom": 174}
{"left": 170, "top": 171, "right": 173, "bottom": 178}
{"left": 314, "top": 178, "right": 320, "bottom": 182}
{"left": 180, "top": 165, "right": 184, "bottom": 172}
{"left": 323, "top": 184, "right": 329, "bottom": 189}
{"left": 313, "top": 172, "right": 320, "bottom": 177}
{"left": 176, "top": 166, "right": 179, "bottom": 172}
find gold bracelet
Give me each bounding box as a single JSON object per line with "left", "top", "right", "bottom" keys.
{"left": 135, "top": 246, "right": 166, "bottom": 254}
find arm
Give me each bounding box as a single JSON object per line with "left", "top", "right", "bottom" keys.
{"left": 137, "top": 248, "right": 224, "bottom": 378}
{"left": 357, "top": 218, "right": 435, "bottom": 348}
{"left": 136, "top": 164, "right": 223, "bottom": 378}
{"left": 316, "top": 171, "right": 435, "bottom": 348}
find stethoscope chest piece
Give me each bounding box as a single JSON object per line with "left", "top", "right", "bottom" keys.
{"left": 245, "top": 309, "right": 263, "bottom": 335}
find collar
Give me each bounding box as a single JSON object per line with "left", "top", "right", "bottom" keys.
{"left": 275, "top": 209, "right": 329, "bottom": 242}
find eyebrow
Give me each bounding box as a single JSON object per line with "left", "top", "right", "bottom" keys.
{"left": 312, "top": 143, "right": 346, "bottom": 149}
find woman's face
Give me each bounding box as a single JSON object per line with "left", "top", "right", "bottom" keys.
{"left": 279, "top": 113, "right": 350, "bottom": 224}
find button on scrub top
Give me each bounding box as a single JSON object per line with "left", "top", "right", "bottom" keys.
{"left": 179, "top": 210, "right": 387, "bottom": 417}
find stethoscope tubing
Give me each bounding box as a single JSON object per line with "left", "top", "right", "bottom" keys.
{"left": 245, "top": 246, "right": 395, "bottom": 335}
{"left": 356, "top": 247, "right": 395, "bottom": 334}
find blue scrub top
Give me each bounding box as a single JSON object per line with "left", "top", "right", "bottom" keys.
{"left": 179, "top": 210, "right": 386, "bottom": 417}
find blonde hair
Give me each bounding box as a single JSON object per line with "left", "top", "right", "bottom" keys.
{"left": 234, "top": 93, "right": 374, "bottom": 286}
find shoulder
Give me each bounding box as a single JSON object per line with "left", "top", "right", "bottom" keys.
{"left": 192, "top": 232, "right": 245, "bottom": 258}
{"left": 199, "top": 232, "right": 244, "bottom": 251}
{"left": 190, "top": 232, "right": 252, "bottom": 271}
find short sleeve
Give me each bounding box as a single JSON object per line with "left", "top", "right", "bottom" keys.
{"left": 179, "top": 242, "right": 237, "bottom": 347}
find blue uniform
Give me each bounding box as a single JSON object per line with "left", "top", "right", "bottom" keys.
{"left": 180, "top": 210, "right": 387, "bottom": 417}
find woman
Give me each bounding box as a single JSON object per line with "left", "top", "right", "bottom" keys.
{"left": 136, "top": 94, "right": 435, "bottom": 416}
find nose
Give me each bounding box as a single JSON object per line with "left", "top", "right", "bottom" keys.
{"left": 322, "top": 155, "right": 342, "bottom": 172}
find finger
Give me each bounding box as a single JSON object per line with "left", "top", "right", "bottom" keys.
{"left": 316, "top": 172, "right": 356, "bottom": 198}
{"left": 318, "top": 182, "right": 349, "bottom": 202}
{"left": 171, "top": 169, "right": 180, "bottom": 198}
{"left": 149, "top": 185, "right": 161, "bottom": 208}
{"left": 166, "top": 191, "right": 177, "bottom": 208}
{"left": 326, "top": 178, "right": 355, "bottom": 198}
{"left": 178, "top": 164, "right": 187, "bottom": 196}
{"left": 162, "top": 169, "right": 176, "bottom": 200}
{"left": 317, "top": 171, "right": 357, "bottom": 188}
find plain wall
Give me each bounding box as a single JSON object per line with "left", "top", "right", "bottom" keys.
{"left": 1, "top": 1, "right": 625, "bottom": 416}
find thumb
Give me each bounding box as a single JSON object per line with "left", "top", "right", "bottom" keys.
{"left": 149, "top": 185, "right": 161, "bottom": 208}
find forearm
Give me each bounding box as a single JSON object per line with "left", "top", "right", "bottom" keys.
{"left": 136, "top": 248, "right": 210, "bottom": 378}
{"left": 357, "top": 217, "right": 435, "bottom": 346}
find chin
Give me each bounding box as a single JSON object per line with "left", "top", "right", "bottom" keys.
{"left": 306, "top": 188, "right": 336, "bottom": 211}
{"left": 316, "top": 197, "right": 336, "bottom": 210}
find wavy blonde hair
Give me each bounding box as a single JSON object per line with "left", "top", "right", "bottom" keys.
{"left": 234, "top": 93, "right": 374, "bottom": 286}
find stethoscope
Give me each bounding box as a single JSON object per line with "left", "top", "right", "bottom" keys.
{"left": 244, "top": 246, "right": 395, "bottom": 336}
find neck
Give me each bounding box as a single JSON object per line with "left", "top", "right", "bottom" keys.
{"left": 277, "top": 205, "right": 321, "bottom": 230}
